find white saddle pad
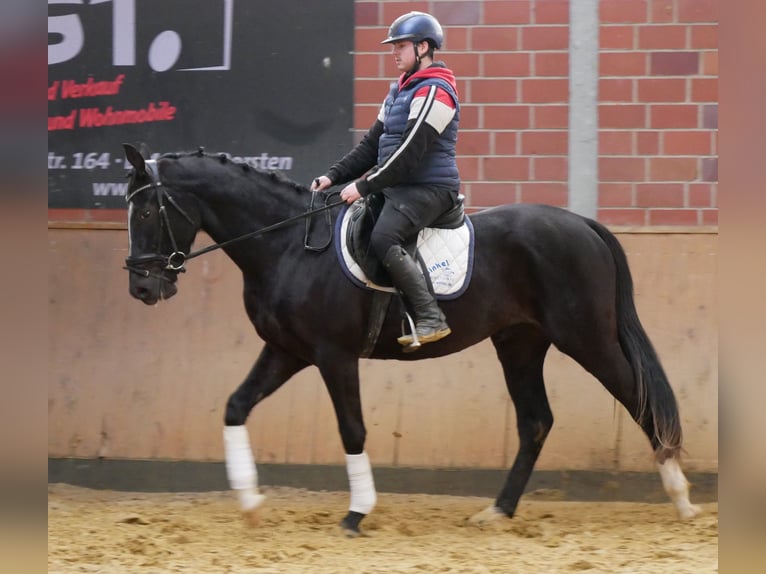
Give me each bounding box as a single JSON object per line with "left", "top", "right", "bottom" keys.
{"left": 334, "top": 203, "right": 475, "bottom": 300}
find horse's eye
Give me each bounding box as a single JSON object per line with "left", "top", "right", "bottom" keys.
{"left": 139, "top": 209, "right": 152, "bottom": 220}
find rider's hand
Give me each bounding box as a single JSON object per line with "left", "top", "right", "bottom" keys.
{"left": 311, "top": 175, "right": 332, "bottom": 192}
{"left": 340, "top": 182, "right": 362, "bottom": 205}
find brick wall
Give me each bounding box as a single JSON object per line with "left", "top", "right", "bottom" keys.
{"left": 353, "top": 0, "right": 718, "bottom": 226}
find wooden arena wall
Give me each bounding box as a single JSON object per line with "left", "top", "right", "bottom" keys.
{"left": 48, "top": 227, "right": 717, "bottom": 473}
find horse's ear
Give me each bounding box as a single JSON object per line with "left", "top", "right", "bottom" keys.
{"left": 123, "top": 143, "right": 146, "bottom": 175}
{"left": 138, "top": 142, "right": 152, "bottom": 158}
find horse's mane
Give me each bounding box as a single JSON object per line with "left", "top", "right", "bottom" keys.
{"left": 159, "top": 150, "right": 310, "bottom": 195}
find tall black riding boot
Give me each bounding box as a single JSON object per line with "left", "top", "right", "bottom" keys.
{"left": 382, "top": 245, "right": 451, "bottom": 347}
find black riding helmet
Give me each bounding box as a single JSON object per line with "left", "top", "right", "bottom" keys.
{"left": 381, "top": 11, "right": 444, "bottom": 50}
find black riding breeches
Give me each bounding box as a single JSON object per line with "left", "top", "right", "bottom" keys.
{"left": 369, "top": 185, "right": 457, "bottom": 261}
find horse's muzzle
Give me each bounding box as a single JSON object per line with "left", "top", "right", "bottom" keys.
{"left": 129, "top": 269, "right": 179, "bottom": 305}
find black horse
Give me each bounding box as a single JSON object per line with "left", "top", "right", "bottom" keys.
{"left": 122, "top": 144, "right": 700, "bottom": 534}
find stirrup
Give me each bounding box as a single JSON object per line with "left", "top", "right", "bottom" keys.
{"left": 398, "top": 311, "right": 421, "bottom": 352}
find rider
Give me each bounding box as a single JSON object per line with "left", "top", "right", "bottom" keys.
{"left": 312, "top": 11, "right": 460, "bottom": 349}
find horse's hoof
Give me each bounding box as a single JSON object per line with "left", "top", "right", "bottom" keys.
{"left": 468, "top": 505, "right": 506, "bottom": 527}
{"left": 677, "top": 503, "right": 703, "bottom": 521}
{"left": 340, "top": 511, "right": 366, "bottom": 537}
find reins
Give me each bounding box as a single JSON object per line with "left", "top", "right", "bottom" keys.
{"left": 183, "top": 193, "right": 345, "bottom": 264}
{"left": 124, "top": 166, "right": 345, "bottom": 279}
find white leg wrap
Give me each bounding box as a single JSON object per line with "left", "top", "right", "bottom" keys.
{"left": 658, "top": 458, "right": 701, "bottom": 520}
{"left": 223, "top": 426, "right": 265, "bottom": 511}
{"left": 346, "top": 452, "right": 377, "bottom": 515}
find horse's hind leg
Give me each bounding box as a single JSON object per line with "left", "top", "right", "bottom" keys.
{"left": 561, "top": 336, "right": 701, "bottom": 519}
{"left": 471, "top": 325, "right": 552, "bottom": 524}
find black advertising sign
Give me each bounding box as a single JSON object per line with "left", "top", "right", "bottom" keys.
{"left": 48, "top": 0, "right": 354, "bottom": 213}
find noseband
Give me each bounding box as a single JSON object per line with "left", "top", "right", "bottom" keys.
{"left": 124, "top": 159, "right": 196, "bottom": 281}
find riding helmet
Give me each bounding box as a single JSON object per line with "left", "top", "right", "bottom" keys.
{"left": 381, "top": 12, "right": 444, "bottom": 50}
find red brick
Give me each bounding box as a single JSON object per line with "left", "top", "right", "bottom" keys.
{"left": 484, "top": 157, "right": 530, "bottom": 181}
{"left": 470, "top": 183, "right": 518, "bottom": 207}
{"left": 445, "top": 27, "right": 470, "bottom": 50}
{"left": 600, "top": 25, "right": 635, "bottom": 50}
{"left": 519, "top": 182, "right": 568, "bottom": 206}
{"left": 432, "top": 1, "right": 481, "bottom": 25}
{"left": 534, "top": 105, "right": 568, "bottom": 128}
{"left": 473, "top": 26, "right": 519, "bottom": 51}
{"left": 664, "top": 130, "right": 712, "bottom": 155}
{"left": 382, "top": 2, "right": 429, "bottom": 25}
{"left": 483, "top": 53, "right": 530, "bottom": 77}
{"left": 688, "top": 183, "right": 713, "bottom": 207}
{"left": 599, "top": 131, "right": 634, "bottom": 155}
{"left": 457, "top": 156, "right": 480, "bottom": 180}
{"left": 637, "top": 78, "right": 686, "bottom": 102}
{"left": 535, "top": 52, "right": 569, "bottom": 77}
{"left": 649, "top": 158, "right": 698, "bottom": 180}
{"left": 702, "top": 104, "right": 718, "bottom": 129}
{"left": 533, "top": 156, "right": 568, "bottom": 180}
{"left": 601, "top": 0, "right": 649, "bottom": 23}
{"left": 650, "top": 0, "right": 675, "bottom": 23}
{"left": 484, "top": 105, "right": 530, "bottom": 129}
{"left": 355, "top": 28, "right": 389, "bottom": 53}
{"left": 469, "top": 79, "right": 518, "bottom": 103}
{"left": 691, "top": 78, "right": 718, "bottom": 102}
{"left": 600, "top": 157, "right": 646, "bottom": 182}
{"left": 521, "top": 79, "right": 568, "bottom": 103}
{"left": 354, "top": 54, "right": 381, "bottom": 78}
{"left": 354, "top": 105, "right": 380, "bottom": 129}
{"left": 354, "top": 78, "right": 392, "bottom": 104}
{"left": 598, "top": 208, "right": 646, "bottom": 225}
{"left": 355, "top": 2, "right": 379, "bottom": 26}
{"left": 600, "top": 52, "right": 647, "bottom": 76}
{"left": 650, "top": 52, "right": 699, "bottom": 76}
{"left": 521, "top": 27, "right": 569, "bottom": 51}
{"left": 702, "top": 51, "right": 718, "bottom": 76}
{"left": 600, "top": 78, "right": 633, "bottom": 102}
{"left": 599, "top": 104, "right": 647, "bottom": 129}
{"left": 678, "top": 0, "right": 718, "bottom": 23}
{"left": 457, "top": 131, "right": 491, "bottom": 155}
{"left": 648, "top": 209, "right": 699, "bottom": 225}
{"left": 638, "top": 25, "right": 687, "bottom": 49}
{"left": 701, "top": 209, "right": 717, "bottom": 225}
{"left": 446, "top": 53, "right": 481, "bottom": 77}
{"left": 455, "top": 79, "right": 470, "bottom": 99}
{"left": 691, "top": 25, "right": 718, "bottom": 49}
{"left": 484, "top": 0, "right": 531, "bottom": 24}
{"left": 701, "top": 157, "right": 717, "bottom": 182}
{"left": 636, "top": 183, "right": 685, "bottom": 207}
{"left": 493, "top": 131, "right": 517, "bottom": 154}
{"left": 599, "top": 183, "right": 634, "bottom": 207}
{"left": 650, "top": 104, "right": 698, "bottom": 128}
{"left": 534, "top": 0, "right": 570, "bottom": 24}
{"left": 460, "top": 105, "right": 480, "bottom": 129}
{"left": 521, "top": 131, "right": 568, "bottom": 155}
{"left": 637, "top": 131, "right": 660, "bottom": 155}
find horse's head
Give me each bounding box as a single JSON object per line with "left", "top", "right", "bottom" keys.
{"left": 123, "top": 143, "right": 200, "bottom": 305}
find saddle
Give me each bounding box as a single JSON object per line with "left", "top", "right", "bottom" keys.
{"left": 346, "top": 193, "right": 466, "bottom": 287}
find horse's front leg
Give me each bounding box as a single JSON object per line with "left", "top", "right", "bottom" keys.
{"left": 316, "top": 355, "right": 376, "bottom": 537}
{"left": 223, "top": 343, "right": 308, "bottom": 521}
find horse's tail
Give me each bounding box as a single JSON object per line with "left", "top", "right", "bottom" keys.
{"left": 586, "top": 218, "right": 682, "bottom": 458}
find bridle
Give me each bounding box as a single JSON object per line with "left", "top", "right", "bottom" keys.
{"left": 123, "top": 159, "right": 345, "bottom": 282}
{"left": 123, "top": 160, "right": 197, "bottom": 281}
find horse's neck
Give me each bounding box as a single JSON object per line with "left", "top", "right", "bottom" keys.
{"left": 183, "top": 164, "right": 307, "bottom": 269}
